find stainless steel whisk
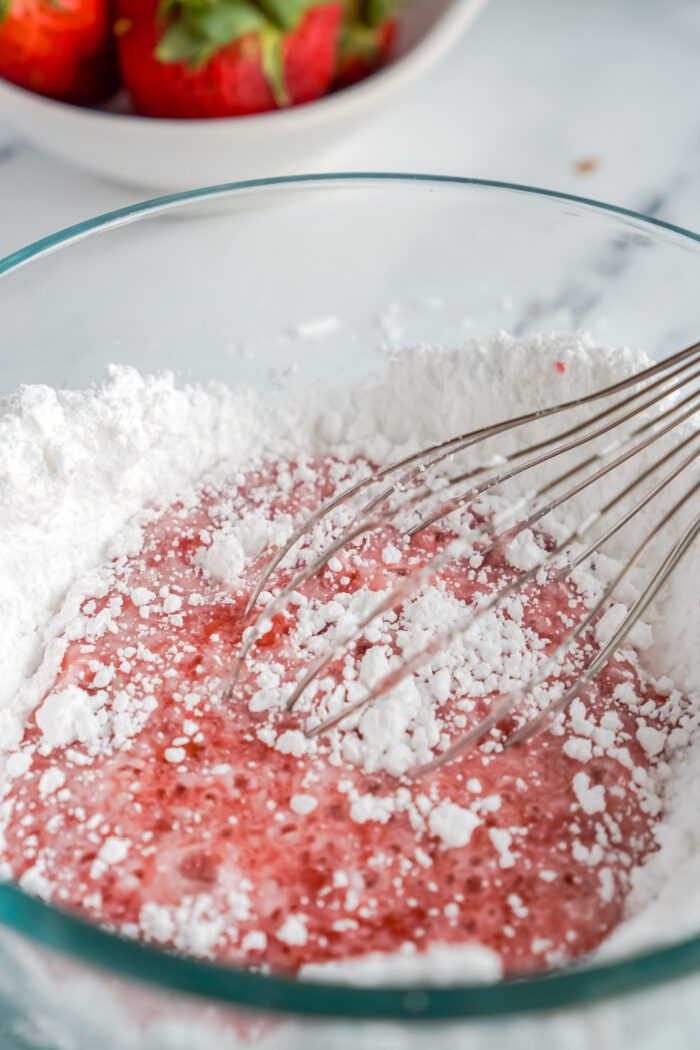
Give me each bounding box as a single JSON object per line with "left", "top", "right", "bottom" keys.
{"left": 227, "top": 342, "right": 700, "bottom": 773}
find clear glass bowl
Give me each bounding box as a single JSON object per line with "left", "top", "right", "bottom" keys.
{"left": 1, "top": 174, "right": 700, "bottom": 1050}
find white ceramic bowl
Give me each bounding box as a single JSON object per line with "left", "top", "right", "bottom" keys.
{"left": 0, "top": 0, "right": 484, "bottom": 191}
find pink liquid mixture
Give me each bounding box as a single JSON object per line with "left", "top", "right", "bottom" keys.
{"left": 1, "top": 456, "right": 671, "bottom": 975}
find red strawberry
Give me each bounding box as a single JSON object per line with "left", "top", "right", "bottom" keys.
{"left": 115, "top": 0, "right": 343, "bottom": 119}
{"left": 0, "top": 0, "right": 116, "bottom": 104}
{"left": 336, "top": 0, "right": 398, "bottom": 88}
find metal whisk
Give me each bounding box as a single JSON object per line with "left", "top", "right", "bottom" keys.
{"left": 228, "top": 342, "right": 700, "bottom": 774}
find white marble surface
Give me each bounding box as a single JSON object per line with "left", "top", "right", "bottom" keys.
{"left": 0, "top": 6, "right": 699, "bottom": 1048}
{"left": 1, "top": 0, "right": 699, "bottom": 258}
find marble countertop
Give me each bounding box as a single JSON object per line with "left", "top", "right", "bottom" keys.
{"left": 1, "top": 0, "right": 699, "bottom": 259}
{"left": 0, "top": 8, "right": 699, "bottom": 1049}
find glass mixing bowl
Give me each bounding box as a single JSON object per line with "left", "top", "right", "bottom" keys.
{"left": 1, "top": 174, "right": 700, "bottom": 1050}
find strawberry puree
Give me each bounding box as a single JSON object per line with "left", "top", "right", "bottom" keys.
{"left": 1, "top": 456, "right": 672, "bottom": 977}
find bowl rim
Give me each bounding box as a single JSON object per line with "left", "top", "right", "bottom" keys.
{"left": 2, "top": 171, "right": 699, "bottom": 278}
{"left": 0, "top": 0, "right": 484, "bottom": 135}
{"left": 1, "top": 172, "right": 700, "bottom": 1022}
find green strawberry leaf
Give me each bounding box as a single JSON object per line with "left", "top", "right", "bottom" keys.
{"left": 157, "top": 20, "right": 211, "bottom": 64}
{"left": 260, "top": 26, "right": 290, "bottom": 106}
{"left": 339, "top": 21, "right": 381, "bottom": 62}
{"left": 258, "top": 0, "right": 327, "bottom": 31}
{"left": 364, "top": 0, "right": 400, "bottom": 28}
{"left": 160, "top": 0, "right": 212, "bottom": 16}
{"left": 157, "top": 0, "right": 268, "bottom": 66}
{"left": 0, "top": 0, "right": 12, "bottom": 22}
{"left": 195, "top": 1, "right": 267, "bottom": 47}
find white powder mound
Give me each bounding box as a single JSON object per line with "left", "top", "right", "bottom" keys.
{"left": 0, "top": 330, "right": 699, "bottom": 973}
{"left": 301, "top": 941, "right": 503, "bottom": 985}
{"left": 195, "top": 511, "right": 293, "bottom": 590}
{"left": 0, "top": 367, "right": 261, "bottom": 737}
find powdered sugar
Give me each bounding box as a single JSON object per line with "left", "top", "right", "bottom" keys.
{"left": 301, "top": 940, "right": 503, "bottom": 985}
{"left": 428, "top": 800, "right": 482, "bottom": 849}
{"left": 0, "top": 367, "right": 259, "bottom": 742}
{"left": 572, "top": 772, "right": 607, "bottom": 815}
{"left": 252, "top": 569, "right": 558, "bottom": 784}
{"left": 0, "top": 332, "right": 698, "bottom": 978}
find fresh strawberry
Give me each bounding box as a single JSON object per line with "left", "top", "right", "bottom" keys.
{"left": 115, "top": 0, "right": 343, "bottom": 119}
{"left": 0, "top": 0, "right": 116, "bottom": 104}
{"left": 336, "top": 0, "right": 399, "bottom": 88}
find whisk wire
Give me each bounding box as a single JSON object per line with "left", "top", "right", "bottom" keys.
{"left": 229, "top": 344, "right": 700, "bottom": 772}
{"left": 243, "top": 342, "right": 700, "bottom": 617}
{"left": 230, "top": 351, "right": 700, "bottom": 696}
{"left": 288, "top": 384, "right": 700, "bottom": 714}
{"left": 306, "top": 446, "right": 700, "bottom": 747}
